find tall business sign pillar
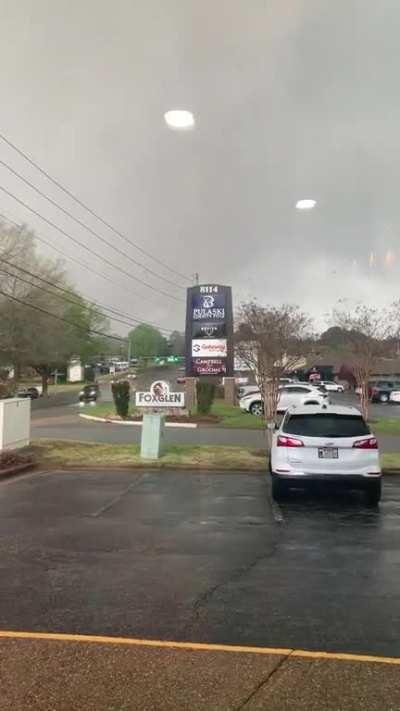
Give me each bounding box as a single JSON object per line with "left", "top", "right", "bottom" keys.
{"left": 185, "top": 284, "right": 234, "bottom": 407}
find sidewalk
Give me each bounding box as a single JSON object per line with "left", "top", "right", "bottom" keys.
{"left": 0, "top": 633, "right": 398, "bottom": 710}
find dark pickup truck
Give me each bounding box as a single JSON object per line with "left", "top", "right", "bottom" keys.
{"left": 370, "top": 380, "right": 400, "bottom": 403}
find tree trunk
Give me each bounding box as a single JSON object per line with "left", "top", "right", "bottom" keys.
{"left": 360, "top": 382, "right": 369, "bottom": 421}
{"left": 263, "top": 381, "right": 278, "bottom": 452}
{"left": 13, "top": 362, "right": 21, "bottom": 383}
{"left": 41, "top": 373, "right": 49, "bottom": 396}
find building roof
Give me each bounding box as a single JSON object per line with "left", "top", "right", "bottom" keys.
{"left": 371, "top": 358, "right": 400, "bottom": 375}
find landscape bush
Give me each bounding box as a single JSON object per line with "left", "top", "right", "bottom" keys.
{"left": 111, "top": 380, "right": 130, "bottom": 419}
{"left": 196, "top": 382, "right": 216, "bottom": 415}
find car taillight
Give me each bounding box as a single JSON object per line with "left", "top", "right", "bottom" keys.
{"left": 353, "top": 437, "right": 378, "bottom": 449}
{"left": 277, "top": 435, "right": 304, "bottom": 448}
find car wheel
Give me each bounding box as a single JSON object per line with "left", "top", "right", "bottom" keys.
{"left": 379, "top": 393, "right": 389, "bottom": 403}
{"left": 272, "top": 476, "right": 287, "bottom": 501}
{"left": 365, "top": 480, "right": 381, "bottom": 505}
{"left": 249, "top": 401, "right": 264, "bottom": 416}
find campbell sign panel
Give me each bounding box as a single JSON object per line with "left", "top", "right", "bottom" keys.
{"left": 192, "top": 358, "right": 227, "bottom": 376}
{"left": 185, "top": 284, "right": 233, "bottom": 377}
{"left": 135, "top": 381, "right": 185, "bottom": 407}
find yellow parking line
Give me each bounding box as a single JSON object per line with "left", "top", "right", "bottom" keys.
{"left": 0, "top": 630, "right": 399, "bottom": 666}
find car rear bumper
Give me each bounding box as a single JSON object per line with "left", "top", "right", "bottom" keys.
{"left": 271, "top": 471, "right": 381, "bottom": 482}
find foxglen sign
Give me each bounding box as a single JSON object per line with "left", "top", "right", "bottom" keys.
{"left": 135, "top": 381, "right": 185, "bottom": 407}
{"left": 185, "top": 284, "right": 234, "bottom": 377}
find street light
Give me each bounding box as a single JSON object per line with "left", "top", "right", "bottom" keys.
{"left": 296, "top": 199, "right": 317, "bottom": 210}
{"left": 164, "top": 110, "right": 195, "bottom": 130}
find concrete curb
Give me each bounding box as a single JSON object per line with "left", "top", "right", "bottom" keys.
{"left": 79, "top": 414, "right": 198, "bottom": 429}
{"left": 0, "top": 462, "right": 35, "bottom": 480}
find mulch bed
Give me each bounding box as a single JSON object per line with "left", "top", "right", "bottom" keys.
{"left": 0, "top": 450, "right": 35, "bottom": 478}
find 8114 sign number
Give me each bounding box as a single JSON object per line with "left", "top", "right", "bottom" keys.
{"left": 199, "top": 285, "right": 219, "bottom": 294}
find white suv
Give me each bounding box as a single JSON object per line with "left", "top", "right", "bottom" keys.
{"left": 320, "top": 380, "right": 344, "bottom": 393}
{"left": 270, "top": 404, "right": 381, "bottom": 504}
{"left": 240, "top": 383, "right": 328, "bottom": 416}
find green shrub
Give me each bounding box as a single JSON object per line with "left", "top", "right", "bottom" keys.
{"left": 111, "top": 380, "right": 130, "bottom": 419}
{"left": 196, "top": 382, "right": 216, "bottom": 415}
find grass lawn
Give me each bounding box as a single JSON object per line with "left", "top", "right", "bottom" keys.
{"left": 210, "top": 401, "right": 263, "bottom": 428}
{"left": 31, "top": 440, "right": 266, "bottom": 471}
{"left": 80, "top": 402, "right": 126, "bottom": 419}
{"left": 80, "top": 399, "right": 263, "bottom": 428}
{"left": 28, "top": 440, "right": 400, "bottom": 472}
{"left": 370, "top": 418, "right": 400, "bottom": 435}
{"left": 47, "top": 383, "right": 83, "bottom": 394}
{"left": 380, "top": 453, "right": 400, "bottom": 471}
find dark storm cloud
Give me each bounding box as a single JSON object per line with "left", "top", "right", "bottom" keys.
{"left": 0, "top": 0, "right": 399, "bottom": 332}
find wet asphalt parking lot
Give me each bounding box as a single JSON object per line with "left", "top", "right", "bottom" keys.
{"left": 1, "top": 468, "right": 400, "bottom": 658}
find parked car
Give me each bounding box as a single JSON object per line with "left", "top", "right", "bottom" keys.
{"left": 269, "top": 403, "right": 381, "bottom": 504}
{"left": 237, "top": 384, "right": 259, "bottom": 399}
{"left": 16, "top": 386, "right": 40, "bottom": 400}
{"left": 238, "top": 379, "right": 297, "bottom": 400}
{"left": 370, "top": 381, "right": 400, "bottom": 403}
{"left": 319, "top": 381, "right": 344, "bottom": 393}
{"left": 115, "top": 361, "right": 129, "bottom": 372}
{"left": 239, "top": 383, "right": 328, "bottom": 416}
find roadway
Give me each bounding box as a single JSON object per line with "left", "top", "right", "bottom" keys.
{"left": 1, "top": 468, "right": 400, "bottom": 709}
{"left": 31, "top": 402, "right": 400, "bottom": 452}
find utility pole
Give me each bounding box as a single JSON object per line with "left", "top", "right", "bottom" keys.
{"left": 127, "top": 337, "right": 132, "bottom": 362}
{"left": 194, "top": 272, "right": 199, "bottom": 285}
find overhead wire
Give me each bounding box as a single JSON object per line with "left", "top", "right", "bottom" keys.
{"left": 0, "top": 288, "right": 127, "bottom": 343}
{"left": 0, "top": 211, "right": 163, "bottom": 308}
{"left": 0, "top": 131, "right": 191, "bottom": 281}
{"left": 0, "top": 157, "right": 185, "bottom": 290}
{"left": 0, "top": 259, "right": 173, "bottom": 333}
{"left": 0, "top": 184, "right": 184, "bottom": 303}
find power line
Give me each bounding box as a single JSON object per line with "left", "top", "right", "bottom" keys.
{"left": 0, "top": 157, "right": 185, "bottom": 290}
{"left": 0, "top": 184, "right": 184, "bottom": 303}
{"left": 0, "top": 211, "right": 162, "bottom": 308}
{"left": 0, "top": 131, "right": 191, "bottom": 281}
{"left": 0, "top": 288, "right": 127, "bottom": 343}
{"left": 0, "top": 260, "right": 173, "bottom": 333}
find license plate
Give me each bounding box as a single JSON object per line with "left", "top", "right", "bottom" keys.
{"left": 318, "top": 448, "right": 338, "bottom": 459}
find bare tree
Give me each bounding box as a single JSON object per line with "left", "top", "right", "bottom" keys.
{"left": 331, "top": 304, "right": 392, "bottom": 420}
{"left": 0, "top": 221, "right": 110, "bottom": 393}
{"left": 236, "top": 302, "right": 313, "bottom": 449}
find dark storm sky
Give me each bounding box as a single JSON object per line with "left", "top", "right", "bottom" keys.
{"left": 0, "top": 0, "right": 399, "bottom": 333}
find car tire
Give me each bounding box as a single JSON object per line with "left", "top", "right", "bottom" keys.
{"left": 272, "top": 476, "right": 287, "bottom": 501}
{"left": 249, "top": 401, "right": 264, "bottom": 416}
{"left": 379, "top": 393, "right": 389, "bottom": 403}
{"left": 365, "top": 480, "right": 381, "bottom": 505}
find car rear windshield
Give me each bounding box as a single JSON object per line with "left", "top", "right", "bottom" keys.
{"left": 283, "top": 414, "right": 370, "bottom": 438}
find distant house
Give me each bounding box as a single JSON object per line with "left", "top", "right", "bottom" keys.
{"left": 304, "top": 355, "right": 400, "bottom": 386}
{"left": 370, "top": 358, "right": 400, "bottom": 381}
{"left": 67, "top": 359, "right": 84, "bottom": 383}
